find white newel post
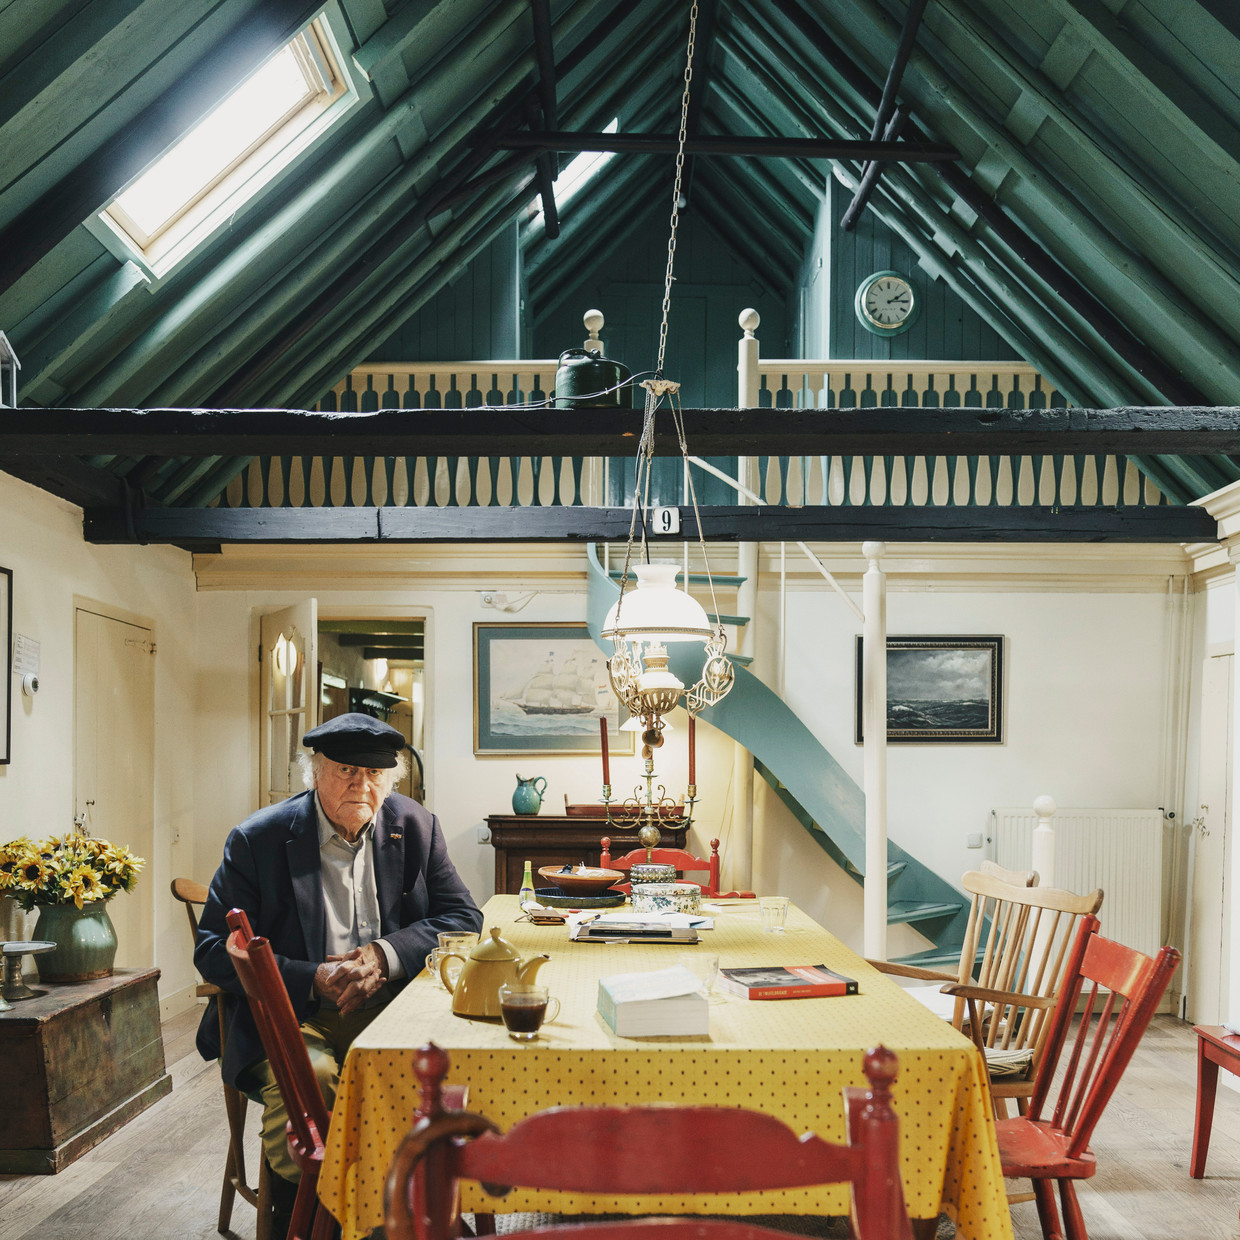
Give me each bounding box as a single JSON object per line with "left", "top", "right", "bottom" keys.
{"left": 862, "top": 541, "right": 889, "bottom": 958}
{"left": 730, "top": 309, "right": 761, "bottom": 893}
{"left": 1031, "top": 795, "right": 1057, "bottom": 886}
{"left": 583, "top": 308, "right": 605, "bottom": 354}
{"left": 584, "top": 309, "right": 606, "bottom": 508}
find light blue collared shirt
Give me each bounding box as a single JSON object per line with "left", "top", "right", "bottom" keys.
{"left": 315, "top": 794, "right": 404, "bottom": 985}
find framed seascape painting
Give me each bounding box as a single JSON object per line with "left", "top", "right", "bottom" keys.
{"left": 473, "top": 622, "right": 635, "bottom": 755}
{"left": 855, "top": 635, "right": 1004, "bottom": 744}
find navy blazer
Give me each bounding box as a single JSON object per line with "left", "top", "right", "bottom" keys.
{"left": 194, "top": 789, "right": 483, "bottom": 1088}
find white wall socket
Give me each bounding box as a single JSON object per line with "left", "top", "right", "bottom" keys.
{"left": 966, "top": 832, "right": 984, "bottom": 849}
{"left": 476, "top": 824, "right": 491, "bottom": 844}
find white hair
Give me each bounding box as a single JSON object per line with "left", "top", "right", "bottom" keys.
{"left": 298, "top": 748, "right": 408, "bottom": 799}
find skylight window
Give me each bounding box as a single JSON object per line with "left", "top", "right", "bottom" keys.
{"left": 99, "top": 18, "right": 351, "bottom": 274}
{"left": 530, "top": 117, "right": 620, "bottom": 223}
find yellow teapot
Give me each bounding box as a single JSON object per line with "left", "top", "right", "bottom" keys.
{"left": 439, "top": 926, "right": 550, "bottom": 1019}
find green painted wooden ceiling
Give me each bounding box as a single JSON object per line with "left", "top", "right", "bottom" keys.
{"left": 2, "top": 0, "right": 1239, "bottom": 514}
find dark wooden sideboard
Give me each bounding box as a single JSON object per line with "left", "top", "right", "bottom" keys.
{"left": 0, "top": 966, "right": 172, "bottom": 1173}
{"left": 486, "top": 813, "right": 688, "bottom": 894}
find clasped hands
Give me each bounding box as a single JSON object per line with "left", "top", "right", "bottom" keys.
{"left": 314, "top": 942, "right": 388, "bottom": 1015}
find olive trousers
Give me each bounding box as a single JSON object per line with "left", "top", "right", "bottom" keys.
{"left": 247, "top": 1005, "right": 384, "bottom": 1183}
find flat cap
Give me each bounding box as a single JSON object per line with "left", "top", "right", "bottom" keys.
{"left": 302, "top": 713, "right": 406, "bottom": 768}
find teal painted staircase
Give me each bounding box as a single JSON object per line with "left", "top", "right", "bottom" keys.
{"left": 586, "top": 544, "right": 970, "bottom": 969}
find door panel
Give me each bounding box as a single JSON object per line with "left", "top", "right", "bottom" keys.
{"left": 74, "top": 608, "right": 155, "bottom": 969}
{"left": 1189, "top": 652, "right": 1231, "bottom": 1022}
{"left": 260, "top": 601, "right": 318, "bottom": 806}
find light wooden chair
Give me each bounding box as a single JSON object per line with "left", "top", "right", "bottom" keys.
{"left": 599, "top": 836, "right": 755, "bottom": 898}
{"left": 224, "top": 907, "right": 336, "bottom": 1240}
{"left": 170, "top": 878, "right": 271, "bottom": 1240}
{"left": 871, "top": 869, "right": 1103, "bottom": 1118}
{"left": 994, "top": 915, "right": 1180, "bottom": 1240}
{"left": 384, "top": 1041, "right": 914, "bottom": 1240}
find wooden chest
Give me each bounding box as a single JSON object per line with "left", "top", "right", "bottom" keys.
{"left": 0, "top": 966, "right": 172, "bottom": 1173}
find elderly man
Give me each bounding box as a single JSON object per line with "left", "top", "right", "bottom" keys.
{"left": 194, "top": 713, "right": 483, "bottom": 1229}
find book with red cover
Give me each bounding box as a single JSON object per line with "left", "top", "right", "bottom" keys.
{"left": 716, "top": 963, "right": 858, "bottom": 1000}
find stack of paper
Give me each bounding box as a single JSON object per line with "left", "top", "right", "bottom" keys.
{"left": 570, "top": 911, "right": 706, "bottom": 943}
{"left": 597, "top": 965, "right": 710, "bottom": 1036}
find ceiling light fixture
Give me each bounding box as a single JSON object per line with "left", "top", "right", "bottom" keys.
{"left": 599, "top": 0, "right": 734, "bottom": 847}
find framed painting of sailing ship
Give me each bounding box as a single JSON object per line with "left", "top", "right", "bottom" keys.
{"left": 473, "top": 623, "right": 635, "bottom": 755}
{"left": 854, "top": 635, "right": 1004, "bottom": 743}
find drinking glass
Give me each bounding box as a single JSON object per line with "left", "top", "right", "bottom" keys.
{"left": 677, "top": 951, "right": 720, "bottom": 1001}
{"left": 435, "top": 931, "right": 478, "bottom": 992}
{"left": 498, "top": 982, "right": 560, "bottom": 1041}
{"left": 759, "top": 896, "right": 789, "bottom": 933}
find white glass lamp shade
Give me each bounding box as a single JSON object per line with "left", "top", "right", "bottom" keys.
{"left": 601, "top": 562, "right": 712, "bottom": 644}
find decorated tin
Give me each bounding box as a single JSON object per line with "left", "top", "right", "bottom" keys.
{"left": 631, "top": 882, "right": 702, "bottom": 915}
{"left": 629, "top": 862, "right": 677, "bottom": 886}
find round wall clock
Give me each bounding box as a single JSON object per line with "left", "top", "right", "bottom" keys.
{"left": 854, "top": 270, "right": 920, "bottom": 336}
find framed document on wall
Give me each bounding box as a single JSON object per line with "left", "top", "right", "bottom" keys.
{"left": 0, "top": 567, "right": 11, "bottom": 763}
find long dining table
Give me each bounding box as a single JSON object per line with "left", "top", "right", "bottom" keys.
{"left": 318, "top": 895, "right": 1014, "bottom": 1240}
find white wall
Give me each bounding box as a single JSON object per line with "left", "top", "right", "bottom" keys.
{"left": 0, "top": 472, "right": 200, "bottom": 1009}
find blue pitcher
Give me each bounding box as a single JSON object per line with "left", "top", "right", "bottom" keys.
{"left": 512, "top": 774, "right": 547, "bottom": 815}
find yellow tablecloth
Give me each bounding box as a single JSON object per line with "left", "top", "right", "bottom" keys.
{"left": 319, "top": 896, "right": 1013, "bottom": 1240}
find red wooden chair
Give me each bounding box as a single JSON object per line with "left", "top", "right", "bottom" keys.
{"left": 172, "top": 879, "right": 272, "bottom": 1240}
{"left": 384, "top": 1041, "right": 913, "bottom": 1240}
{"left": 599, "top": 836, "right": 755, "bottom": 898}
{"left": 224, "top": 908, "right": 336, "bottom": 1240}
{"left": 994, "top": 914, "right": 1180, "bottom": 1240}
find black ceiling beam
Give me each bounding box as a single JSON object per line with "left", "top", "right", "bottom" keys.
{"left": 530, "top": 0, "right": 559, "bottom": 171}
{"left": 80, "top": 503, "right": 1216, "bottom": 547}
{"left": 680, "top": 0, "right": 719, "bottom": 210}
{"left": 0, "top": 0, "right": 324, "bottom": 301}
{"left": 841, "top": 0, "right": 931, "bottom": 230}
{"left": 488, "top": 131, "right": 959, "bottom": 161}
{"left": 524, "top": 99, "right": 560, "bottom": 240}
{"left": 13, "top": 406, "right": 1240, "bottom": 457}
{"left": 361, "top": 646, "right": 426, "bottom": 660}
{"left": 0, "top": 454, "right": 129, "bottom": 509}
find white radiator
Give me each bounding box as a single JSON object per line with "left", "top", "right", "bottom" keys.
{"left": 989, "top": 807, "right": 1166, "bottom": 958}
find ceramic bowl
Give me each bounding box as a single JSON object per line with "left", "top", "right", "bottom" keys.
{"left": 537, "top": 865, "right": 625, "bottom": 895}
{"left": 631, "top": 882, "right": 702, "bottom": 915}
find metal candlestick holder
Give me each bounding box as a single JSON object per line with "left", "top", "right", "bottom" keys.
{"left": 0, "top": 941, "right": 56, "bottom": 1011}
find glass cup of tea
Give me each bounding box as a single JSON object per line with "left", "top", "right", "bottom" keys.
{"left": 498, "top": 982, "right": 560, "bottom": 1041}
{"left": 759, "top": 896, "right": 790, "bottom": 933}
{"left": 435, "top": 931, "right": 479, "bottom": 992}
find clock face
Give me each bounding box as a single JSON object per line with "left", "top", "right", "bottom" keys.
{"left": 855, "top": 271, "right": 919, "bottom": 335}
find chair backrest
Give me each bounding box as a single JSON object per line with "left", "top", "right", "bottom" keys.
{"left": 599, "top": 836, "right": 721, "bottom": 896}
{"left": 171, "top": 876, "right": 209, "bottom": 937}
{"left": 224, "top": 907, "right": 330, "bottom": 1161}
{"left": 978, "top": 859, "right": 1039, "bottom": 887}
{"left": 950, "top": 870, "right": 1104, "bottom": 1060}
{"left": 384, "top": 1042, "right": 913, "bottom": 1240}
{"left": 1025, "top": 915, "right": 1179, "bottom": 1158}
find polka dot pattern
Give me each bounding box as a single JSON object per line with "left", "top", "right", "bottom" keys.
{"left": 319, "top": 898, "right": 1012, "bottom": 1240}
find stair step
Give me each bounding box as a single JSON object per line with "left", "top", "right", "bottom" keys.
{"left": 886, "top": 899, "right": 962, "bottom": 926}
{"left": 844, "top": 859, "right": 906, "bottom": 881}
{"left": 890, "top": 948, "right": 963, "bottom": 971}
{"left": 707, "top": 613, "right": 749, "bottom": 626}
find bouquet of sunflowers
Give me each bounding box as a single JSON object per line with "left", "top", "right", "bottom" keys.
{"left": 0, "top": 831, "right": 144, "bottom": 910}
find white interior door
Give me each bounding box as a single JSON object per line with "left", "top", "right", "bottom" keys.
{"left": 259, "top": 600, "right": 318, "bottom": 806}
{"left": 1188, "top": 652, "right": 1232, "bottom": 1022}
{"left": 74, "top": 606, "right": 155, "bottom": 969}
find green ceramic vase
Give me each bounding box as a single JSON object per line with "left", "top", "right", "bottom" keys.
{"left": 33, "top": 901, "right": 118, "bottom": 981}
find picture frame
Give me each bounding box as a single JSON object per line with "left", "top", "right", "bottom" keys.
{"left": 0, "top": 567, "right": 10, "bottom": 764}
{"left": 855, "top": 635, "right": 1004, "bottom": 744}
{"left": 473, "top": 622, "right": 635, "bottom": 755}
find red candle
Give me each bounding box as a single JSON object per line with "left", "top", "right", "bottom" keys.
{"left": 688, "top": 715, "right": 696, "bottom": 785}
{"left": 600, "top": 715, "right": 611, "bottom": 785}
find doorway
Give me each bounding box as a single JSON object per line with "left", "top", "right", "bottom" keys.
{"left": 73, "top": 602, "right": 155, "bottom": 969}
{"left": 318, "top": 619, "right": 426, "bottom": 802}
